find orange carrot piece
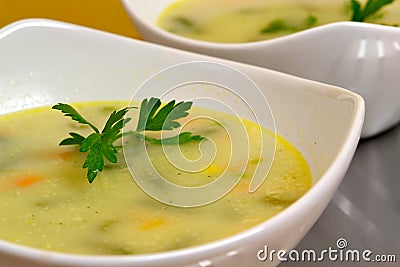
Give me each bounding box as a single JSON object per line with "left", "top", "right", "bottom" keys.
{"left": 57, "top": 150, "right": 78, "bottom": 160}
{"left": 16, "top": 175, "right": 42, "bottom": 187}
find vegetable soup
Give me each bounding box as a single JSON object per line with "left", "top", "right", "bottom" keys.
{"left": 158, "top": 0, "right": 400, "bottom": 43}
{"left": 0, "top": 101, "right": 311, "bottom": 255}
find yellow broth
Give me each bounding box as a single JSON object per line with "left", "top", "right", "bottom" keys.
{"left": 158, "top": 0, "right": 400, "bottom": 43}
{"left": 0, "top": 101, "right": 311, "bottom": 255}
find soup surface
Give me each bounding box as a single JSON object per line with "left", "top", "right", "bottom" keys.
{"left": 0, "top": 101, "right": 311, "bottom": 255}
{"left": 158, "top": 0, "right": 400, "bottom": 43}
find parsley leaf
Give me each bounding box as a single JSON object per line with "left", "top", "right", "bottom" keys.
{"left": 53, "top": 98, "right": 205, "bottom": 183}
{"left": 351, "top": 0, "right": 395, "bottom": 22}
{"left": 80, "top": 133, "right": 104, "bottom": 183}
{"left": 133, "top": 131, "right": 205, "bottom": 145}
{"left": 53, "top": 103, "right": 130, "bottom": 183}
{"left": 59, "top": 132, "right": 86, "bottom": 146}
{"left": 136, "top": 98, "right": 192, "bottom": 131}
{"left": 52, "top": 103, "right": 99, "bottom": 133}
{"left": 134, "top": 97, "right": 204, "bottom": 144}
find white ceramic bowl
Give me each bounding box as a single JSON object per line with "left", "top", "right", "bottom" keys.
{"left": 121, "top": 0, "right": 400, "bottom": 138}
{"left": 0, "top": 19, "right": 364, "bottom": 267}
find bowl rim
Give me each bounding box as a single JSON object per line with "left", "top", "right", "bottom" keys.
{"left": 0, "top": 19, "right": 365, "bottom": 265}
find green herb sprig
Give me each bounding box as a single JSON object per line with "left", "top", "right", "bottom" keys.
{"left": 350, "top": 0, "right": 395, "bottom": 22}
{"left": 52, "top": 98, "right": 204, "bottom": 183}
{"left": 130, "top": 98, "right": 204, "bottom": 145}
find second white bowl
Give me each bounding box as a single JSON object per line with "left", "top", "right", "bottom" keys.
{"left": 121, "top": 0, "right": 400, "bottom": 138}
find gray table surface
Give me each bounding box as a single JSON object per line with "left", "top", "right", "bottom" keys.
{"left": 281, "top": 124, "right": 400, "bottom": 266}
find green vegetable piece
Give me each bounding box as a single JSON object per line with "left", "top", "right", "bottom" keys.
{"left": 307, "top": 15, "right": 318, "bottom": 27}
{"left": 261, "top": 15, "right": 319, "bottom": 35}
{"left": 261, "top": 19, "right": 289, "bottom": 34}
{"left": 173, "top": 16, "right": 193, "bottom": 28}
{"left": 351, "top": 0, "right": 395, "bottom": 22}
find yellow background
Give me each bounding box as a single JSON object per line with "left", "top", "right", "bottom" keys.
{"left": 0, "top": 0, "right": 141, "bottom": 39}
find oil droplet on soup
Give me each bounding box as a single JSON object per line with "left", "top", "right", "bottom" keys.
{"left": 158, "top": 0, "right": 400, "bottom": 43}
{"left": 0, "top": 101, "right": 311, "bottom": 255}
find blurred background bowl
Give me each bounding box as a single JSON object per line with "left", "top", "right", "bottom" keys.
{"left": 121, "top": 0, "right": 400, "bottom": 138}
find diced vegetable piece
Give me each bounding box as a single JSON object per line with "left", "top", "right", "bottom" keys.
{"left": 15, "top": 175, "right": 42, "bottom": 187}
